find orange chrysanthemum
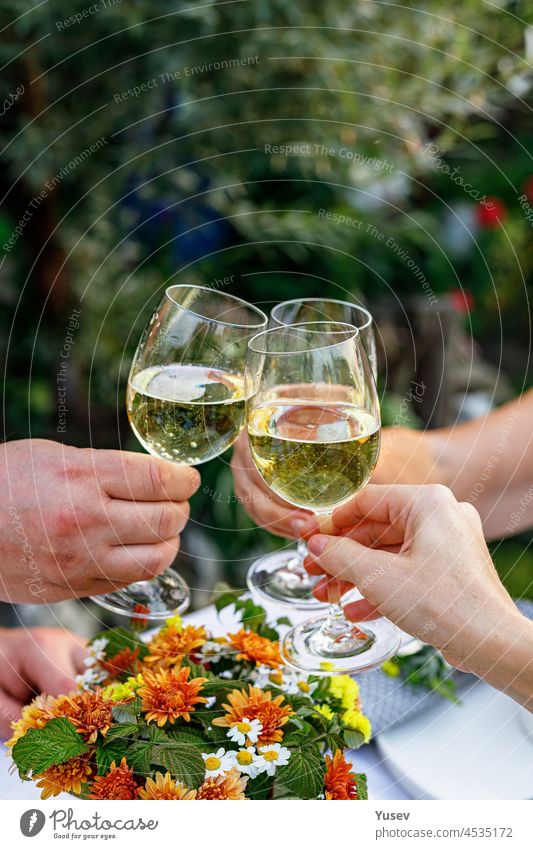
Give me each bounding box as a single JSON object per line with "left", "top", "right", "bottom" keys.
{"left": 324, "top": 751, "right": 359, "bottom": 800}
{"left": 35, "top": 754, "right": 94, "bottom": 799}
{"left": 138, "top": 665, "right": 207, "bottom": 726}
{"left": 101, "top": 647, "right": 141, "bottom": 681}
{"left": 212, "top": 686, "right": 293, "bottom": 744}
{"left": 6, "top": 694, "right": 57, "bottom": 750}
{"left": 196, "top": 769, "right": 248, "bottom": 800}
{"left": 146, "top": 624, "right": 207, "bottom": 669}
{"left": 89, "top": 758, "right": 140, "bottom": 800}
{"left": 226, "top": 629, "right": 283, "bottom": 669}
{"left": 139, "top": 772, "right": 197, "bottom": 800}
{"left": 53, "top": 690, "right": 113, "bottom": 743}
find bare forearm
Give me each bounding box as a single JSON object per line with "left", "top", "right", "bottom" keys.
{"left": 427, "top": 391, "right": 533, "bottom": 539}
{"left": 466, "top": 610, "right": 533, "bottom": 711}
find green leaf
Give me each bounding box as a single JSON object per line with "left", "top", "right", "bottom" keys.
{"left": 278, "top": 748, "right": 324, "bottom": 800}
{"left": 343, "top": 729, "right": 365, "bottom": 750}
{"left": 276, "top": 616, "right": 292, "bottom": 627}
{"left": 167, "top": 726, "right": 209, "bottom": 749}
{"left": 147, "top": 725, "right": 171, "bottom": 743}
{"left": 355, "top": 772, "right": 368, "bottom": 800}
{"left": 112, "top": 698, "right": 141, "bottom": 724}
{"left": 202, "top": 677, "right": 247, "bottom": 699}
{"left": 127, "top": 741, "right": 152, "bottom": 777}
{"left": 95, "top": 741, "right": 129, "bottom": 775}
{"left": 12, "top": 718, "right": 88, "bottom": 777}
{"left": 246, "top": 770, "right": 273, "bottom": 800}
{"left": 103, "top": 723, "right": 139, "bottom": 743}
{"left": 151, "top": 742, "right": 205, "bottom": 789}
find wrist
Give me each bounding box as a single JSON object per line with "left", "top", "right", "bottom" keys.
{"left": 465, "top": 605, "right": 533, "bottom": 709}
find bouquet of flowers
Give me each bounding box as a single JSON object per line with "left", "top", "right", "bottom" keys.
{"left": 8, "top": 596, "right": 370, "bottom": 800}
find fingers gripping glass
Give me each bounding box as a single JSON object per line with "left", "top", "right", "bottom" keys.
{"left": 92, "top": 285, "right": 267, "bottom": 621}
{"left": 245, "top": 322, "right": 400, "bottom": 674}
{"left": 246, "top": 297, "right": 377, "bottom": 610}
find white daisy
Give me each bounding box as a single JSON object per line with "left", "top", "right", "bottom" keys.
{"left": 196, "top": 640, "right": 227, "bottom": 663}
{"left": 76, "top": 666, "right": 106, "bottom": 689}
{"left": 204, "top": 696, "right": 217, "bottom": 709}
{"left": 231, "top": 746, "right": 265, "bottom": 779}
{"left": 258, "top": 744, "right": 291, "bottom": 777}
{"left": 89, "top": 637, "right": 108, "bottom": 660}
{"left": 226, "top": 717, "right": 263, "bottom": 746}
{"left": 201, "top": 748, "right": 234, "bottom": 778}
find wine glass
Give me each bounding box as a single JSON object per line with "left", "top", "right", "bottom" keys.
{"left": 245, "top": 322, "right": 400, "bottom": 674}
{"left": 246, "top": 297, "right": 377, "bottom": 609}
{"left": 92, "top": 284, "right": 267, "bottom": 621}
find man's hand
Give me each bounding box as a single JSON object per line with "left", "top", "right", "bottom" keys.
{"left": 0, "top": 627, "right": 87, "bottom": 737}
{"left": 0, "top": 439, "right": 200, "bottom": 602}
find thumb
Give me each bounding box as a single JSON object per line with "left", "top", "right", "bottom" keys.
{"left": 307, "top": 533, "right": 398, "bottom": 589}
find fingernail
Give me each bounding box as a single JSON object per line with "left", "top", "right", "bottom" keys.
{"left": 291, "top": 517, "right": 308, "bottom": 537}
{"left": 308, "top": 534, "right": 329, "bottom": 557}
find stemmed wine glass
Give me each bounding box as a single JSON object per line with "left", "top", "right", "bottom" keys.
{"left": 245, "top": 321, "right": 400, "bottom": 674}
{"left": 92, "top": 284, "right": 267, "bottom": 621}
{"left": 246, "top": 297, "right": 377, "bottom": 609}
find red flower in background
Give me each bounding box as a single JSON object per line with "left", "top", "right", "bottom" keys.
{"left": 476, "top": 197, "right": 506, "bottom": 229}
{"left": 449, "top": 288, "right": 474, "bottom": 314}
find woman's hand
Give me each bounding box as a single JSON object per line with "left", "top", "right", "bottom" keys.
{"left": 230, "top": 432, "right": 311, "bottom": 538}
{"left": 0, "top": 439, "right": 200, "bottom": 602}
{"left": 0, "top": 627, "right": 87, "bottom": 737}
{"left": 302, "top": 484, "right": 533, "bottom": 708}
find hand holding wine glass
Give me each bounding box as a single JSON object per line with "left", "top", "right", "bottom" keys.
{"left": 245, "top": 321, "right": 399, "bottom": 674}
{"left": 92, "top": 284, "right": 267, "bottom": 620}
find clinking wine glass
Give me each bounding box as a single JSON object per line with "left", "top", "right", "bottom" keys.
{"left": 91, "top": 284, "right": 267, "bottom": 621}
{"left": 245, "top": 321, "right": 400, "bottom": 674}
{"left": 246, "top": 297, "right": 377, "bottom": 609}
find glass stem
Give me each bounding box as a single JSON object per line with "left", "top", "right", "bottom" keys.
{"left": 322, "top": 602, "right": 352, "bottom": 638}
{"left": 286, "top": 539, "right": 309, "bottom": 575}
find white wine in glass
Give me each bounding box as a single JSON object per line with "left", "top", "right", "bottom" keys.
{"left": 246, "top": 297, "right": 377, "bottom": 609}
{"left": 92, "top": 284, "right": 267, "bottom": 621}
{"left": 245, "top": 322, "right": 400, "bottom": 674}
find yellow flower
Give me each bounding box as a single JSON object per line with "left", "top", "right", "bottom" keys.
{"left": 342, "top": 709, "right": 372, "bottom": 743}
{"left": 382, "top": 659, "right": 401, "bottom": 677}
{"left": 35, "top": 755, "right": 94, "bottom": 799}
{"left": 164, "top": 615, "right": 183, "bottom": 631}
{"left": 139, "top": 772, "right": 196, "bottom": 800}
{"left": 6, "top": 694, "right": 57, "bottom": 750}
{"left": 315, "top": 703, "right": 334, "bottom": 721}
{"left": 101, "top": 676, "right": 142, "bottom": 702}
{"left": 329, "top": 675, "right": 360, "bottom": 710}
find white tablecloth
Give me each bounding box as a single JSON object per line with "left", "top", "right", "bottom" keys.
{"left": 0, "top": 600, "right": 410, "bottom": 801}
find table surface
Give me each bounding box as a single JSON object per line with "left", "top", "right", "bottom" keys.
{"left": 0, "top": 599, "right": 460, "bottom": 801}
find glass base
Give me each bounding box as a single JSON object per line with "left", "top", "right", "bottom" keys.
{"left": 90, "top": 568, "right": 190, "bottom": 621}
{"left": 281, "top": 614, "right": 401, "bottom": 675}
{"left": 247, "top": 549, "right": 326, "bottom": 610}
{"left": 396, "top": 632, "right": 425, "bottom": 657}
